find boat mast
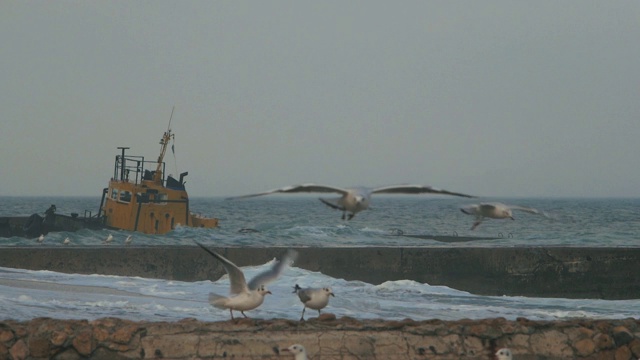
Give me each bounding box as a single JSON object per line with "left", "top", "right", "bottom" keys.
{"left": 152, "top": 107, "right": 175, "bottom": 184}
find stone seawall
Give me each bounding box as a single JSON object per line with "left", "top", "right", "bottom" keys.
{"left": 0, "top": 246, "right": 638, "bottom": 299}
{"left": 1, "top": 316, "right": 639, "bottom": 360}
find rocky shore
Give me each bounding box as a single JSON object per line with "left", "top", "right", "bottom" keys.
{"left": 0, "top": 315, "right": 638, "bottom": 360}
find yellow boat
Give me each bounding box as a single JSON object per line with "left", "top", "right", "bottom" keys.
{"left": 99, "top": 126, "right": 218, "bottom": 234}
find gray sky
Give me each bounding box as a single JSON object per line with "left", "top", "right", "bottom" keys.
{"left": 2, "top": 1, "right": 639, "bottom": 198}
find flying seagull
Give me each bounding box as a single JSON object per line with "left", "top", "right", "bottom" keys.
{"left": 293, "top": 284, "right": 335, "bottom": 321}
{"left": 460, "top": 202, "right": 548, "bottom": 230}
{"left": 228, "top": 184, "right": 474, "bottom": 220}
{"left": 195, "top": 241, "right": 297, "bottom": 320}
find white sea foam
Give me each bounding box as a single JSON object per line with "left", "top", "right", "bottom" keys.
{"left": 0, "top": 264, "right": 636, "bottom": 322}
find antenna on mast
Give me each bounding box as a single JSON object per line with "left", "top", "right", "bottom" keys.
{"left": 167, "top": 105, "right": 175, "bottom": 131}
{"left": 152, "top": 106, "right": 176, "bottom": 184}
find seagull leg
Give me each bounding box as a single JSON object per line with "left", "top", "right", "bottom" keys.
{"left": 341, "top": 212, "right": 346, "bottom": 220}
{"left": 300, "top": 307, "right": 306, "bottom": 321}
{"left": 471, "top": 220, "right": 482, "bottom": 230}
{"left": 241, "top": 311, "right": 248, "bottom": 318}
{"left": 347, "top": 213, "right": 354, "bottom": 220}
{"left": 229, "top": 309, "right": 235, "bottom": 320}
{"left": 317, "top": 309, "right": 321, "bottom": 316}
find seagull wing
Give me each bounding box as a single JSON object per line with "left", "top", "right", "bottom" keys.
{"left": 195, "top": 242, "right": 248, "bottom": 295}
{"left": 319, "top": 197, "right": 345, "bottom": 211}
{"left": 460, "top": 204, "right": 481, "bottom": 215}
{"left": 226, "top": 184, "right": 349, "bottom": 200}
{"left": 296, "top": 288, "right": 313, "bottom": 303}
{"left": 247, "top": 249, "right": 298, "bottom": 290}
{"left": 509, "top": 205, "right": 548, "bottom": 216}
{"left": 371, "top": 184, "right": 475, "bottom": 198}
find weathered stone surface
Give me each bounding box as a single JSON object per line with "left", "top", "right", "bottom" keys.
{"left": 111, "top": 324, "right": 140, "bottom": 344}
{"left": 9, "top": 339, "right": 28, "bottom": 360}
{"left": 141, "top": 333, "right": 199, "bottom": 358}
{"left": 0, "top": 330, "right": 13, "bottom": 343}
{"left": 594, "top": 333, "right": 615, "bottom": 351}
{"left": 629, "top": 338, "right": 640, "bottom": 358}
{"left": 613, "top": 326, "right": 634, "bottom": 346}
{"left": 530, "top": 329, "right": 572, "bottom": 358}
{"left": 71, "top": 329, "right": 94, "bottom": 356}
{"left": 574, "top": 338, "right": 596, "bottom": 356}
{"left": 27, "top": 333, "right": 50, "bottom": 358}
{"left": 0, "top": 317, "right": 636, "bottom": 359}
{"left": 50, "top": 330, "right": 69, "bottom": 347}
{"left": 614, "top": 346, "right": 632, "bottom": 360}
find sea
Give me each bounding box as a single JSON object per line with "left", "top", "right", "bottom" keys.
{"left": 0, "top": 196, "right": 638, "bottom": 322}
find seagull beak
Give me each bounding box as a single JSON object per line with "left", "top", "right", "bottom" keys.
{"left": 267, "top": 290, "right": 272, "bottom": 295}
{"left": 510, "top": 216, "right": 515, "bottom": 220}
{"left": 282, "top": 348, "right": 290, "bottom": 352}
{"left": 330, "top": 293, "right": 335, "bottom": 297}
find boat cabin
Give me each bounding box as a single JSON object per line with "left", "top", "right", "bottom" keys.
{"left": 100, "top": 129, "right": 218, "bottom": 234}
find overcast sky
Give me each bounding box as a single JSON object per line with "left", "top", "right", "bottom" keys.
{"left": 1, "top": 1, "right": 639, "bottom": 198}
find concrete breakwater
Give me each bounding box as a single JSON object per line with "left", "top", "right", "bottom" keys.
{"left": 0, "top": 246, "right": 638, "bottom": 299}
{"left": 0, "top": 316, "right": 639, "bottom": 359}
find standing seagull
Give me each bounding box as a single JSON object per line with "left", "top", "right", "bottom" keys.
{"left": 460, "top": 203, "right": 548, "bottom": 230}
{"left": 104, "top": 234, "right": 113, "bottom": 244}
{"left": 63, "top": 237, "right": 71, "bottom": 245}
{"left": 293, "top": 284, "right": 334, "bottom": 321}
{"left": 195, "top": 242, "right": 297, "bottom": 320}
{"left": 124, "top": 235, "right": 133, "bottom": 245}
{"left": 228, "top": 184, "right": 474, "bottom": 220}
{"left": 282, "top": 344, "right": 308, "bottom": 360}
{"left": 37, "top": 234, "right": 45, "bottom": 243}
{"left": 495, "top": 348, "right": 513, "bottom": 360}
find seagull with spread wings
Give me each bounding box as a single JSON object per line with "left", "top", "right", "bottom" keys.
{"left": 460, "top": 202, "right": 549, "bottom": 230}
{"left": 228, "top": 184, "right": 474, "bottom": 220}
{"left": 195, "top": 241, "right": 297, "bottom": 319}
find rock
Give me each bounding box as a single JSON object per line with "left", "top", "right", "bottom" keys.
{"left": 530, "top": 329, "right": 572, "bottom": 358}
{"left": 613, "top": 326, "right": 634, "bottom": 346}
{"left": 27, "top": 334, "right": 50, "bottom": 358}
{"left": 111, "top": 324, "right": 140, "bottom": 344}
{"left": 615, "top": 346, "right": 632, "bottom": 360}
{"left": 9, "top": 339, "right": 28, "bottom": 360}
{"left": 0, "top": 329, "right": 14, "bottom": 343}
{"left": 629, "top": 338, "right": 640, "bottom": 358}
{"left": 71, "top": 329, "right": 94, "bottom": 356}
{"left": 574, "top": 338, "right": 596, "bottom": 356}
{"left": 594, "top": 333, "right": 615, "bottom": 350}
{"left": 141, "top": 333, "right": 199, "bottom": 358}
{"left": 51, "top": 330, "right": 69, "bottom": 347}
{"left": 0, "top": 343, "right": 8, "bottom": 358}
{"left": 318, "top": 313, "right": 337, "bottom": 321}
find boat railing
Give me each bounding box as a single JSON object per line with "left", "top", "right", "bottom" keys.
{"left": 114, "top": 151, "right": 167, "bottom": 187}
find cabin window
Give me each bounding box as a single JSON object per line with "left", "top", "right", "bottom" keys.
{"left": 119, "top": 191, "right": 132, "bottom": 203}
{"left": 157, "top": 193, "right": 168, "bottom": 204}
{"left": 110, "top": 188, "right": 119, "bottom": 200}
